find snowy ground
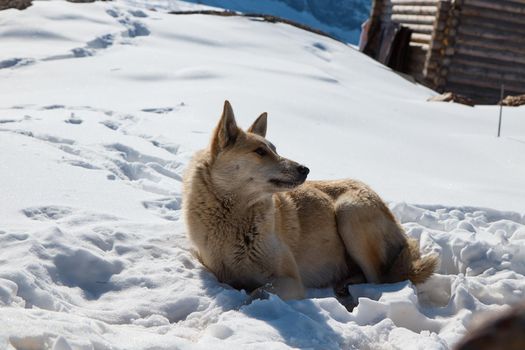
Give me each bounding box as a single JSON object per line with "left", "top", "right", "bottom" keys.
{"left": 1, "top": 1, "right": 524, "bottom": 349}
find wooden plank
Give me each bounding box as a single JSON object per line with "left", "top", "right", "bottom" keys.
{"left": 391, "top": 14, "right": 436, "bottom": 24}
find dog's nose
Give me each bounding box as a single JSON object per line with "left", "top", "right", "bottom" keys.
{"left": 297, "top": 165, "right": 310, "bottom": 176}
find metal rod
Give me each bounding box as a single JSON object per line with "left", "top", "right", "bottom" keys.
{"left": 497, "top": 84, "right": 504, "bottom": 137}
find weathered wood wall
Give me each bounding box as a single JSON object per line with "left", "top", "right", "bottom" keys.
{"left": 369, "top": 0, "right": 525, "bottom": 104}
{"left": 442, "top": 0, "right": 525, "bottom": 104}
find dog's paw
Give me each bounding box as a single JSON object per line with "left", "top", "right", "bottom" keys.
{"left": 247, "top": 283, "right": 275, "bottom": 303}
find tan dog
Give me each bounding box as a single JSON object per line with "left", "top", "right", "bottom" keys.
{"left": 183, "top": 101, "right": 438, "bottom": 302}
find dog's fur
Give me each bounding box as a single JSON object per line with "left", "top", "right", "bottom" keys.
{"left": 183, "top": 101, "right": 438, "bottom": 300}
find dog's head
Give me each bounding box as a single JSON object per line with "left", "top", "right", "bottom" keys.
{"left": 208, "top": 101, "right": 309, "bottom": 197}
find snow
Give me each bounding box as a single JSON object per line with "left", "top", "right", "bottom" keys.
{"left": 0, "top": 1, "right": 524, "bottom": 349}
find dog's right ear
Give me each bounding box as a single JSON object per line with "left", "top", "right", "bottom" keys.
{"left": 211, "top": 100, "right": 239, "bottom": 157}
{"left": 247, "top": 112, "right": 267, "bottom": 138}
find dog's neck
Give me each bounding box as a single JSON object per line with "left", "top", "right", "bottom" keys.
{"left": 192, "top": 153, "right": 274, "bottom": 224}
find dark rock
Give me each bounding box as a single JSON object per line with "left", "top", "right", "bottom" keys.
{"left": 0, "top": 0, "right": 32, "bottom": 11}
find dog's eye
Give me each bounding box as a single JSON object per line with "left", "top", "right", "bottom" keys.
{"left": 254, "top": 147, "right": 267, "bottom": 156}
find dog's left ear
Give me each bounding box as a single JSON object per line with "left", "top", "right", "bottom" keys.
{"left": 247, "top": 112, "right": 267, "bottom": 137}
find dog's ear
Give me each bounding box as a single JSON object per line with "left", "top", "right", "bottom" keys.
{"left": 247, "top": 112, "right": 267, "bottom": 137}
{"left": 211, "top": 100, "right": 239, "bottom": 156}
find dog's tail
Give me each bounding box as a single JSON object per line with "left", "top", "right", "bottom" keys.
{"left": 388, "top": 238, "right": 439, "bottom": 285}
{"left": 407, "top": 238, "right": 439, "bottom": 284}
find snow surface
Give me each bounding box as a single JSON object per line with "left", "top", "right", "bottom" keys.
{"left": 1, "top": 1, "right": 524, "bottom": 349}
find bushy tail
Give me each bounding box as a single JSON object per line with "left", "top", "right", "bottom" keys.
{"left": 408, "top": 252, "right": 439, "bottom": 285}
{"left": 388, "top": 238, "right": 439, "bottom": 285}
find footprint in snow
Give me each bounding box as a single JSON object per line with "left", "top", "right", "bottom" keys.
{"left": 141, "top": 102, "right": 185, "bottom": 114}
{"left": 0, "top": 57, "right": 35, "bottom": 70}
{"left": 128, "top": 9, "right": 148, "bottom": 18}
{"left": 65, "top": 113, "right": 83, "bottom": 125}
{"left": 141, "top": 107, "right": 175, "bottom": 114}
{"left": 23, "top": 206, "right": 74, "bottom": 221}
{"left": 142, "top": 197, "right": 182, "bottom": 221}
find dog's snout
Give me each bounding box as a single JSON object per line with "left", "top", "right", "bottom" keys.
{"left": 297, "top": 165, "right": 309, "bottom": 176}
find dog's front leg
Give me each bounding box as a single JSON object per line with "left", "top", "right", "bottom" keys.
{"left": 250, "top": 249, "right": 305, "bottom": 301}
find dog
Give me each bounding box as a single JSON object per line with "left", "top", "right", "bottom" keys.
{"left": 183, "top": 101, "right": 438, "bottom": 302}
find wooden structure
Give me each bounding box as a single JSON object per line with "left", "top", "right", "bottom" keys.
{"left": 363, "top": 0, "right": 525, "bottom": 104}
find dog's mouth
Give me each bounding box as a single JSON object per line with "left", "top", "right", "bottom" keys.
{"left": 269, "top": 178, "right": 304, "bottom": 188}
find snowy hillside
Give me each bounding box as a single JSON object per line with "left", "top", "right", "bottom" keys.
{"left": 1, "top": 1, "right": 525, "bottom": 349}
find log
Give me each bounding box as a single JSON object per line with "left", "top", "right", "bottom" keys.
{"left": 452, "top": 55, "right": 525, "bottom": 75}
{"left": 456, "top": 34, "right": 525, "bottom": 56}
{"left": 462, "top": 5, "right": 525, "bottom": 26}
{"left": 448, "top": 65, "right": 525, "bottom": 84}
{"left": 446, "top": 74, "right": 525, "bottom": 93}
{"left": 402, "top": 23, "right": 434, "bottom": 34}
{"left": 391, "top": 14, "right": 436, "bottom": 24}
{"left": 390, "top": 0, "right": 438, "bottom": 5}
{"left": 457, "top": 26, "right": 525, "bottom": 45}
{"left": 411, "top": 32, "right": 432, "bottom": 44}
{"left": 464, "top": 0, "right": 525, "bottom": 15}
{"left": 392, "top": 5, "right": 438, "bottom": 15}
{"left": 460, "top": 16, "right": 525, "bottom": 36}
{"left": 456, "top": 44, "right": 525, "bottom": 65}
{"left": 410, "top": 42, "right": 430, "bottom": 51}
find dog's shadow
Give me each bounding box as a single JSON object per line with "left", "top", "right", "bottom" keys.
{"left": 197, "top": 269, "right": 345, "bottom": 349}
